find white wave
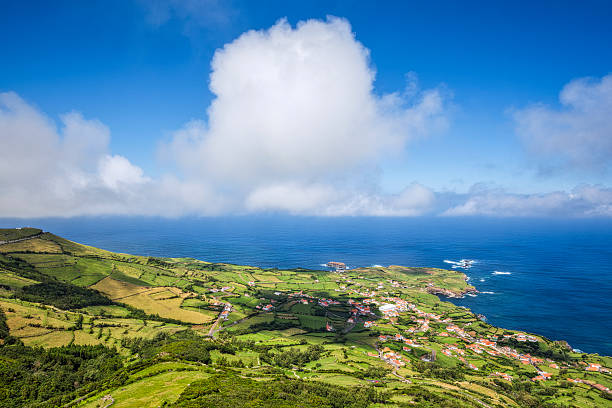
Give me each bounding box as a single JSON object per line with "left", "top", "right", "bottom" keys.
{"left": 466, "top": 293, "right": 477, "bottom": 297}
{"left": 492, "top": 271, "right": 511, "bottom": 275}
{"left": 371, "top": 264, "right": 383, "bottom": 267}
{"left": 446, "top": 259, "right": 476, "bottom": 269}
{"left": 479, "top": 278, "right": 485, "bottom": 282}
{"left": 480, "top": 291, "right": 495, "bottom": 294}
{"left": 319, "top": 264, "right": 329, "bottom": 267}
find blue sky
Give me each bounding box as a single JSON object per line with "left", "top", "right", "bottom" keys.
{"left": 1, "top": 1, "right": 611, "bottom": 217}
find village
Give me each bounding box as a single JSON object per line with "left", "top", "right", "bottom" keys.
{"left": 161, "top": 258, "right": 612, "bottom": 402}
{"left": 269, "top": 265, "right": 612, "bottom": 396}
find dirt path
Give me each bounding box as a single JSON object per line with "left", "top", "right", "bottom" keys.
{"left": 207, "top": 309, "right": 225, "bottom": 337}
{"left": 207, "top": 299, "right": 233, "bottom": 337}
{"left": 209, "top": 314, "right": 250, "bottom": 336}
{"left": 391, "top": 369, "right": 412, "bottom": 383}
{"left": 342, "top": 320, "right": 356, "bottom": 334}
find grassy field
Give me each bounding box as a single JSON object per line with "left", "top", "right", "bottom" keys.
{"left": 0, "top": 227, "right": 42, "bottom": 241}
{"left": 0, "top": 271, "right": 38, "bottom": 288}
{"left": 81, "top": 365, "right": 211, "bottom": 408}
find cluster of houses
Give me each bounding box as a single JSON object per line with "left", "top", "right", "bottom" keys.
{"left": 438, "top": 332, "right": 587, "bottom": 380}
{"left": 318, "top": 298, "right": 341, "bottom": 307}
{"left": 380, "top": 347, "right": 406, "bottom": 367}
{"left": 442, "top": 344, "right": 465, "bottom": 358}
{"left": 255, "top": 303, "right": 275, "bottom": 312}
{"left": 347, "top": 299, "right": 373, "bottom": 320}
{"left": 531, "top": 371, "right": 553, "bottom": 381}
{"left": 219, "top": 303, "right": 232, "bottom": 320}
{"left": 286, "top": 290, "right": 344, "bottom": 309}
{"left": 491, "top": 372, "right": 513, "bottom": 381}
{"left": 411, "top": 318, "right": 430, "bottom": 332}
{"left": 376, "top": 298, "right": 410, "bottom": 319}
{"left": 585, "top": 362, "right": 609, "bottom": 373}
{"left": 335, "top": 298, "right": 375, "bottom": 324}
{"left": 445, "top": 324, "right": 475, "bottom": 342}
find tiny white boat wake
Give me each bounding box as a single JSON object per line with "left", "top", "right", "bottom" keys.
{"left": 492, "top": 271, "right": 511, "bottom": 275}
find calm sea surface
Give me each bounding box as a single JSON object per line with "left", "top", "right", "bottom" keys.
{"left": 1, "top": 216, "right": 611, "bottom": 356}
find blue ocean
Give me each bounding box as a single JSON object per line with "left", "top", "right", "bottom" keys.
{"left": 1, "top": 216, "right": 611, "bottom": 356}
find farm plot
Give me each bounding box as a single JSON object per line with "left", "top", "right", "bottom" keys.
{"left": 92, "top": 277, "right": 214, "bottom": 324}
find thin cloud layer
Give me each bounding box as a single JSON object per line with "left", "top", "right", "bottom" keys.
{"left": 514, "top": 73, "right": 612, "bottom": 172}
{"left": 140, "top": 0, "right": 234, "bottom": 29}
{"left": 443, "top": 184, "right": 612, "bottom": 217}
{"left": 245, "top": 182, "right": 436, "bottom": 216}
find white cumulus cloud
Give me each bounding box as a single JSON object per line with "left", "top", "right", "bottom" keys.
{"left": 0, "top": 92, "right": 150, "bottom": 217}
{"left": 164, "top": 17, "right": 447, "bottom": 214}
{"left": 514, "top": 73, "right": 612, "bottom": 172}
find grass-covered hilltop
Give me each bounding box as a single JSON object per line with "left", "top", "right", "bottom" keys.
{"left": 0, "top": 228, "right": 610, "bottom": 408}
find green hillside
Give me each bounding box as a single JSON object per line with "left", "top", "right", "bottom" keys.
{"left": 0, "top": 228, "right": 610, "bottom": 407}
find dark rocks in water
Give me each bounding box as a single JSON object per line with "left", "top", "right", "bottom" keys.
{"left": 427, "top": 286, "right": 477, "bottom": 299}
